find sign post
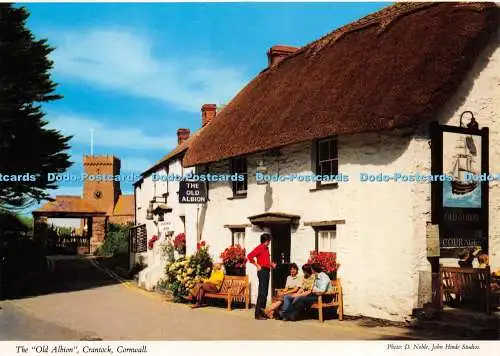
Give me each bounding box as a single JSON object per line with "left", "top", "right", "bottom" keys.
{"left": 429, "top": 112, "right": 489, "bottom": 310}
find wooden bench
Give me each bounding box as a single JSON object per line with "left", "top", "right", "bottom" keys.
{"left": 440, "top": 266, "right": 498, "bottom": 314}
{"left": 204, "top": 275, "right": 250, "bottom": 311}
{"left": 274, "top": 278, "right": 344, "bottom": 322}
{"left": 311, "top": 278, "right": 344, "bottom": 322}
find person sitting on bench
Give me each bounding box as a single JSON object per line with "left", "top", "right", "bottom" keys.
{"left": 263, "top": 263, "right": 308, "bottom": 319}
{"left": 458, "top": 246, "right": 481, "bottom": 268}
{"left": 188, "top": 263, "right": 225, "bottom": 308}
{"left": 280, "top": 263, "right": 332, "bottom": 321}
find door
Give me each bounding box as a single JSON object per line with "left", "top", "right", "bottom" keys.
{"left": 270, "top": 224, "right": 291, "bottom": 291}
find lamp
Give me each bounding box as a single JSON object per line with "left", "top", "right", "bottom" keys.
{"left": 459, "top": 111, "right": 479, "bottom": 130}
{"left": 256, "top": 159, "right": 268, "bottom": 185}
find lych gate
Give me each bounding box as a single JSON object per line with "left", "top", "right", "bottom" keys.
{"left": 32, "top": 155, "right": 135, "bottom": 254}
{"left": 32, "top": 196, "right": 107, "bottom": 254}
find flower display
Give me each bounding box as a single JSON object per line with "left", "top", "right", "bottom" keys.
{"left": 163, "top": 242, "right": 213, "bottom": 300}
{"left": 307, "top": 251, "right": 340, "bottom": 279}
{"left": 173, "top": 233, "right": 186, "bottom": 255}
{"left": 148, "top": 235, "right": 159, "bottom": 250}
{"left": 220, "top": 244, "right": 246, "bottom": 268}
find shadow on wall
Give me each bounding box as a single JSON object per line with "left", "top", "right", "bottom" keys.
{"left": 198, "top": 203, "right": 208, "bottom": 242}
{"left": 415, "top": 27, "right": 500, "bottom": 137}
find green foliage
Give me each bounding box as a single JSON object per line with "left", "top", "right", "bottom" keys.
{"left": 164, "top": 246, "right": 213, "bottom": 299}
{"left": 17, "top": 215, "right": 33, "bottom": 230}
{"left": 94, "top": 223, "right": 131, "bottom": 256}
{"left": 0, "top": 4, "right": 72, "bottom": 210}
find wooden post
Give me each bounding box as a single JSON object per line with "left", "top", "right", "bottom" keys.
{"left": 317, "top": 295, "right": 323, "bottom": 323}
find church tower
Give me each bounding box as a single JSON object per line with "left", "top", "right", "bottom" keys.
{"left": 82, "top": 155, "right": 121, "bottom": 213}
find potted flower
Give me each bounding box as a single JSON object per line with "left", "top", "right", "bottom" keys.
{"left": 220, "top": 244, "right": 246, "bottom": 276}
{"left": 307, "top": 251, "right": 340, "bottom": 280}
{"left": 173, "top": 233, "right": 186, "bottom": 255}
{"left": 148, "top": 235, "right": 159, "bottom": 250}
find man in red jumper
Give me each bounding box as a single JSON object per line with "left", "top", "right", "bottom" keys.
{"left": 247, "top": 233, "right": 276, "bottom": 320}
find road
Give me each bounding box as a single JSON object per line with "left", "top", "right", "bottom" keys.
{"left": 0, "top": 257, "right": 442, "bottom": 340}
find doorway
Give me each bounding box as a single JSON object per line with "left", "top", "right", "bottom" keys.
{"left": 269, "top": 223, "right": 291, "bottom": 291}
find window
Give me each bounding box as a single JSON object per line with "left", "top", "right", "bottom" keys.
{"left": 231, "top": 157, "right": 247, "bottom": 196}
{"left": 316, "top": 137, "right": 338, "bottom": 186}
{"left": 231, "top": 228, "right": 245, "bottom": 247}
{"left": 315, "top": 226, "right": 337, "bottom": 252}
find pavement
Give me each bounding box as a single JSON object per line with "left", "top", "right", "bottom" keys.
{"left": 0, "top": 257, "right": 454, "bottom": 340}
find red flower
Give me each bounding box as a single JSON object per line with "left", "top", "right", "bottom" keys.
{"left": 220, "top": 245, "right": 246, "bottom": 268}
{"left": 174, "top": 233, "right": 186, "bottom": 249}
{"left": 148, "top": 235, "right": 159, "bottom": 250}
{"left": 307, "top": 251, "right": 339, "bottom": 273}
{"left": 196, "top": 241, "right": 206, "bottom": 250}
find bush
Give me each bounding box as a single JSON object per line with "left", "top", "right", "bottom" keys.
{"left": 164, "top": 244, "right": 213, "bottom": 300}
{"left": 95, "top": 223, "right": 131, "bottom": 256}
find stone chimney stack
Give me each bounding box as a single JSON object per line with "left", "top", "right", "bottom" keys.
{"left": 201, "top": 104, "right": 217, "bottom": 127}
{"left": 177, "top": 128, "right": 190, "bottom": 145}
{"left": 267, "top": 45, "right": 299, "bottom": 68}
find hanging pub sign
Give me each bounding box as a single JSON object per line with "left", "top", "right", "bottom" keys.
{"left": 430, "top": 111, "right": 489, "bottom": 258}
{"left": 178, "top": 180, "right": 207, "bottom": 204}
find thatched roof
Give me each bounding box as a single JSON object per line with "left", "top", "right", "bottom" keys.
{"left": 183, "top": 2, "right": 499, "bottom": 167}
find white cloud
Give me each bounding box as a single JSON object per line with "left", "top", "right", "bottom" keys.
{"left": 48, "top": 113, "right": 177, "bottom": 151}
{"left": 49, "top": 28, "right": 247, "bottom": 112}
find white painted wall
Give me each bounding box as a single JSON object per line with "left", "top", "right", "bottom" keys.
{"left": 188, "top": 29, "right": 500, "bottom": 321}
{"left": 133, "top": 156, "right": 196, "bottom": 290}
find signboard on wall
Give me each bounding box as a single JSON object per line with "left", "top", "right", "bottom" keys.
{"left": 430, "top": 115, "right": 489, "bottom": 258}
{"left": 178, "top": 181, "right": 207, "bottom": 204}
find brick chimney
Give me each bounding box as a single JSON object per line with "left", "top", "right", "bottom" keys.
{"left": 267, "top": 45, "right": 298, "bottom": 68}
{"left": 201, "top": 104, "right": 217, "bottom": 127}
{"left": 177, "top": 128, "right": 190, "bottom": 145}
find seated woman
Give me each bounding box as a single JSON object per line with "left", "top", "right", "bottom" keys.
{"left": 281, "top": 263, "right": 332, "bottom": 321}
{"left": 263, "top": 263, "right": 306, "bottom": 319}
{"left": 188, "top": 263, "right": 225, "bottom": 308}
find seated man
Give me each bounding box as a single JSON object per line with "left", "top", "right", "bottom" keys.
{"left": 458, "top": 246, "right": 481, "bottom": 268}
{"left": 188, "top": 263, "right": 225, "bottom": 308}
{"left": 263, "top": 263, "right": 305, "bottom": 319}
{"left": 281, "top": 263, "right": 332, "bottom": 321}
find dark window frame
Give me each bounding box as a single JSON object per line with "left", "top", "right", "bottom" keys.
{"left": 313, "top": 225, "right": 337, "bottom": 252}
{"left": 315, "top": 137, "right": 339, "bottom": 189}
{"left": 231, "top": 228, "right": 246, "bottom": 246}
{"left": 230, "top": 157, "right": 248, "bottom": 197}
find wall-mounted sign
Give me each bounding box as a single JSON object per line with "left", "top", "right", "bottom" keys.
{"left": 426, "top": 223, "right": 440, "bottom": 257}
{"left": 158, "top": 221, "right": 173, "bottom": 231}
{"left": 178, "top": 181, "right": 207, "bottom": 204}
{"left": 430, "top": 114, "right": 489, "bottom": 258}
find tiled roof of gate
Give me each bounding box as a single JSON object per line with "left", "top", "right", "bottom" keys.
{"left": 35, "top": 196, "right": 104, "bottom": 214}
{"left": 183, "top": 2, "right": 499, "bottom": 167}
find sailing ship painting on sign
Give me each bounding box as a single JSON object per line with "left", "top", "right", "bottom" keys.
{"left": 443, "top": 132, "right": 481, "bottom": 208}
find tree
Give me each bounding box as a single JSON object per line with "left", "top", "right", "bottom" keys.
{"left": 0, "top": 4, "right": 72, "bottom": 210}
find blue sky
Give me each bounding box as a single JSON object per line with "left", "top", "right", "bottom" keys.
{"left": 23, "top": 2, "right": 389, "bottom": 213}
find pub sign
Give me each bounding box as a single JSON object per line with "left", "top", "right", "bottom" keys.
{"left": 430, "top": 112, "right": 489, "bottom": 258}
{"left": 178, "top": 180, "right": 207, "bottom": 204}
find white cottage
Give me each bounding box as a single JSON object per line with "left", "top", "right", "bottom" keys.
{"left": 132, "top": 105, "right": 217, "bottom": 290}
{"left": 181, "top": 3, "right": 500, "bottom": 321}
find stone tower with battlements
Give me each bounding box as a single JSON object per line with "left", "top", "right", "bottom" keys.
{"left": 83, "top": 155, "right": 122, "bottom": 214}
